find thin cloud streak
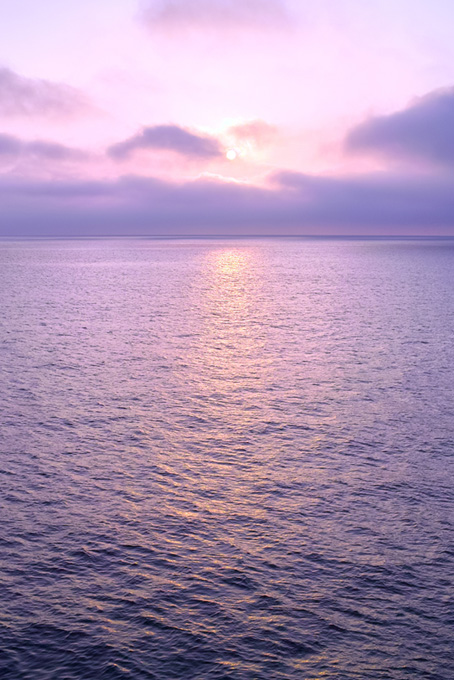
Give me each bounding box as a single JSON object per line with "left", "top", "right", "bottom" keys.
{"left": 0, "top": 133, "right": 21, "bottom": 155}
{"left": 0, "top": 133, "right": 87, "bottom": 162}
{"left": 0, "top": 67, "right": 91, "bottom": 118}
{"left": 142, "top": 0, "right": 291, "bottom": 30}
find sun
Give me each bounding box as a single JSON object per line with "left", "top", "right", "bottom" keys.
{"left": 226, "top": 149, "right": 237, "bottom": 161}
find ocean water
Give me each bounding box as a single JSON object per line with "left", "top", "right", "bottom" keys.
{"left": 0, "top": 237, "right": 453, "bottom": 680}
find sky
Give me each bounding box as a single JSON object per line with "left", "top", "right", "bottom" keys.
{"left": 1, "top": 0, "right": 454, "bottom": 236}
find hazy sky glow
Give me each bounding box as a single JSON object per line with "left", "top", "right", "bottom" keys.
{"left": 2, "top": 0, "right": 454, "bottom": 235}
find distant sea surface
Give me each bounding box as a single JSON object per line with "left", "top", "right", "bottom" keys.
{"left": 1, "top": 238, "right": 453, "bottom": 680}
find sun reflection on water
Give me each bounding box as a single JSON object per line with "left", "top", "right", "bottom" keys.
{"left": 195, "top": 246, "right": 270, "bottom": 383}
{"left": 176, "top": 245, "right": 276, "bottom": 527}
{"left": 213, "top": 248, "right": 250, "bottom": 276}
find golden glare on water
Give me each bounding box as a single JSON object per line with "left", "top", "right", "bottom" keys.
{"left": 177, "top": 245, "right": 276, "bottom": 527}
{"left": 212, "top": 248, "right": 249, "bottom": 276}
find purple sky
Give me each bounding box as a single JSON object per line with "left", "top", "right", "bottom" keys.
{"left": 1, "top": 0, "right": 454, "bottom": 236}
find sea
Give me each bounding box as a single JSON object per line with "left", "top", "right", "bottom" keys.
{"left": 0, "top": 237, "right": 453, "bottom": 680}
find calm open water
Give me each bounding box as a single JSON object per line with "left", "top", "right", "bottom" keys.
{"left": 0, "top": 238, "right": 453, "bottom": 680}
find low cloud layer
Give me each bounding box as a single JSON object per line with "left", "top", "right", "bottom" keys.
{"left": 142, "top": 0, "right": 290, "bottom": 30}
{"left": 108, "top": 124, "right": 224, "bottom": 160}
{"left": 272, "top": 170, "right": 454, "bottom": 228}
{"left": 345, "top": 88, "right": 454, "bottom": 167}
{"left": 1, "top": 169, "right": 454, "bottom": 237}
{"left": 0, "top": 67, "right": 90, "bottom": 118}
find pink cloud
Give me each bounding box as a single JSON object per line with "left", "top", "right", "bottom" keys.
{"left": 228, "top": 120, "right": 278, "bottom": 147}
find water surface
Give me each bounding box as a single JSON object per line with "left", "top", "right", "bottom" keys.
{"left": 1, "top": 238, "right": 453, "bottom": 679}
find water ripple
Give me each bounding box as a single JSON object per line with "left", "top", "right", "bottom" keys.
{"left": 0, "top": 238, "right": 453, "bottom": 679}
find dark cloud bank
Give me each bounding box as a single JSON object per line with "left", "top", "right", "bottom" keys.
{"left": 108, "top": 125, "right": 223, "bottom": 160}
{"left": 345, "top": 87, "right": 454, "bottom": 167}
{"left": 1, "top": 170, "right": 454, "bottom": 237}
